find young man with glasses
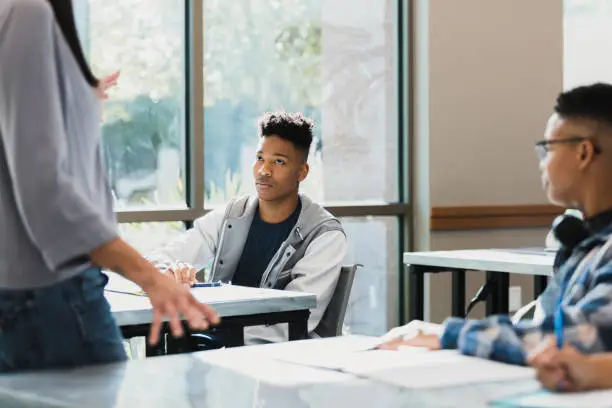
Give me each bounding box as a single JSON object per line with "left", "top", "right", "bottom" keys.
{"left": 378, "top": 83, "right": 612, "bottom": 367}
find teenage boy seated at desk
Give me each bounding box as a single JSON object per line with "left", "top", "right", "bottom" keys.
{"left": 378, "top": 83, "right": 612, "bottom": 366}
{"left": 147, "top": 112, "right": 347, "bottom": 344}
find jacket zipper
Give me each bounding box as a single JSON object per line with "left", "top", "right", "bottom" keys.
{"left": 260, "top": 226, "right": 305, "bottom": 287}
{"left": 210, "top": 219, "right": 229, "bottom": 282}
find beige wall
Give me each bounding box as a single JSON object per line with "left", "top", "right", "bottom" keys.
{"left": 412, "top": 0, "right": 564, "bottom": 322}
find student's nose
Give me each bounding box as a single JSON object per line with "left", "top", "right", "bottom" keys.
{"left": 539, "top": 158, "right": 547, "bottom": 172}
{"left": 259, "top": 162, "right": 272, "bottom": 177}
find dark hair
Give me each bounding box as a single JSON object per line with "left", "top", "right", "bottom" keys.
{"left": 555, "top": 82, "right": 612, "bottom": 127}
{"left": 258, "top": 112, "right": 314, "bottom": 160}
{"left": 48, "top": 0, "right": 98, "bottom": 87}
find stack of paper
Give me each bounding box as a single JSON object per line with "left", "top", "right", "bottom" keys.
{"left": 275, "top": 348, "right": 534, "bottom": 389}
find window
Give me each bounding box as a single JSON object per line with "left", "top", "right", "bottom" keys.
{"left": 76, "top": 0, "right": 188, "bottom": 210}
{"left": 76, "top": 0, "right": 409, "bottom": 335}
{"left": 203, "top": 0, "right": 400, "bottom": 207}
{"left": 341, "top": 217, "right": 399, "bottom": 336}
{"left": 564, "top": 0, "right": 612, "bottom": 88}
{"left": 119, "top": 222, "right": 186, "bottom": 254}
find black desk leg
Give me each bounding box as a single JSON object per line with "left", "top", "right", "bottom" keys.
{"left": 224, "top": 325, "right": 245, "bottom": 347}
{"left": 288, "top": 310, "right": 310, "bottom": 341}
{"left": 165, "top": 322, "right": 193, "bottom": 354}
{"left": 145, "top": 333, "right": 167, "bottom": 357}
{"left": 409, "top": 265, "right": 425, "bottom": 321}
{"left": 485, "top": 272, "right": 509, "bottom": 316}
{"left": 452, "top": 270, "right": 466, "bottom": 318}
{"left": 497, "top": 272, "right": 510, "bottom": 315}
{"left": 485, "top": 272, "right": 497, "bottom": 316}
{"left": 534, "top": 276, "right": 549, "bottom": 297}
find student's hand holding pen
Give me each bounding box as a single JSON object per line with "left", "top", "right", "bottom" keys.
{"left": 165, "top": 261, "right": 198, "bottom": 286}
{"left": 530, "top": 345, "right": 601, "bottom": 392}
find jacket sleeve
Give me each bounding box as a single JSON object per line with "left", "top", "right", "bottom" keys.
{"left": 244, "top": 230, "right": 348, "bottom": 343}
{"left": 440, "top": 258, "right": 612, "bottom": 365}
{"left": 146, "top": 208, "right": 225, "bottom": 270}
{"left": 286, "top": 230, "right": 348, "bottom": 332}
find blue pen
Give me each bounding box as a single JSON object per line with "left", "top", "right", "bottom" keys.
{"left": 554, "top": 272, "right": 573, "bottom": 349}
{"left": 191, "top": 281, "right": 223, "bottom": 288}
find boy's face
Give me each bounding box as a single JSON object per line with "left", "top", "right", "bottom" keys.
{"left": 539, "top": 114, "right": 591, "bottom": 208}
{"left": 253, "top": 135, "right": 309, "bottom": 203}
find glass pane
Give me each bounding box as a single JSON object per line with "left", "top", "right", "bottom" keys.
{"left": 340, "top": 216, "right": 399, "bottom": 336}
{"left": 203, "top": 0, "right": 399, "bottom": 207}
{"left": 75, "top": 1, "right": 187, "bottom": 209}
{"left": 118, "top": 222, "right": 186, "bottom": 255}
{"left": 564, "top": 1, "right": 612, "bottom": 89}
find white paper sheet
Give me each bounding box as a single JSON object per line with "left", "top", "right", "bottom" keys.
{"left": 276, "top": 348, "right": 535, "bottom": 389}
{"left": 275, "top": 347, "right": 444, "bottom": 373}
{"left": 492, "top": 389, "right": 612, "bottom": 408}
{"left": 361, "top": 356, "right": 534, "bottom": 389}
{"left": 257, "top": 335, "right": 381, "bottom": 356}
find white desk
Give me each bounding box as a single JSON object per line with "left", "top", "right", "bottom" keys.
{"left": 0, "top": 336, "right": 563, "bottom": 408}
{"left": 104, "top": 273, "right": 316, "bottom": 351}
{"left": 403, "top": 248, "right": 555, "bottom": 321}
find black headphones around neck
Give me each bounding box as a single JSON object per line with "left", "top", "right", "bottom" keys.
{"left": 552, "top": 213, "right": 590, "bottom": 251}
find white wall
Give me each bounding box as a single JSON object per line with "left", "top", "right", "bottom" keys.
{"left": 413, "top": 0, "right": 564, "bottom": 322}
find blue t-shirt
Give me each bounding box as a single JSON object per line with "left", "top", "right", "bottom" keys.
{"left": 232, "top": 200, "right": 302, "bottom": 287}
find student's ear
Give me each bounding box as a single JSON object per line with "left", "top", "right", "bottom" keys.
{"left": 298, "top": 163, "right": 309, "bottom": 183}
{"left": 577, "top": 141, "right": 596, "bottom": 170}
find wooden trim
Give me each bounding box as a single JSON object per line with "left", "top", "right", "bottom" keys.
{"left": 431, "top": 204, "right": 562, "bottom": 231}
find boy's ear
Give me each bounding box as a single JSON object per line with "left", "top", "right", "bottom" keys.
{"left": 298, "top": 163, "right": 309, "bottom": 182}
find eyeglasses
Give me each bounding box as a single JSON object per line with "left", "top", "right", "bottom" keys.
{"left": 534, "top": 136, "right": 602, "bottom": 160}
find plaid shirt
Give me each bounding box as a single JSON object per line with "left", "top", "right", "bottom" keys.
{"left": 440, "top": 223, "right": 612, "bottom": 365}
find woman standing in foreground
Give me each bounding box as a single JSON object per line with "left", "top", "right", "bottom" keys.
{"left": 0, "top": 0, "right": 218, "bottom": 371}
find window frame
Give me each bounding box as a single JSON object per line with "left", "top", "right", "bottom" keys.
{"left": 109, "top": 0, "right": 413, "bottom": 333}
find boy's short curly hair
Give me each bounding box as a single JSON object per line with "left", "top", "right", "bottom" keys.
{"left": 258, "top": 112, "right": 314, "bottom": 161}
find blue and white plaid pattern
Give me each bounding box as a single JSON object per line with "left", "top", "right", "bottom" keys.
{"left": 440, "top": 224, "right": 612, "bottom": 365}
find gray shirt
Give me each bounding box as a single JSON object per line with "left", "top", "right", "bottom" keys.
{"left": 0, "top": 0, "right": 118, "bottom": 289}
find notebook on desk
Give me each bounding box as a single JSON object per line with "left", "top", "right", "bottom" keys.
{"left": 103, "top": 271, "right": 226, "bottom": 297}
{"left": 104, "top": 271, "right": 146, "bottom": 296}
